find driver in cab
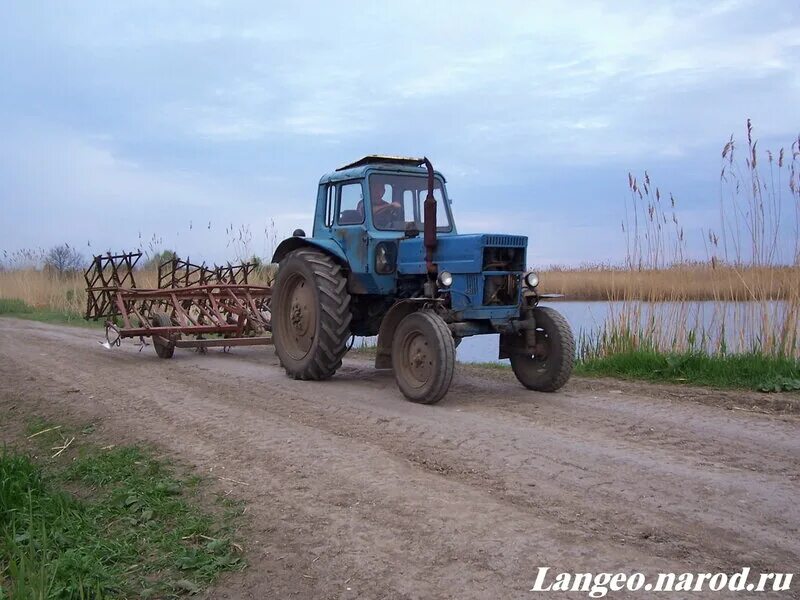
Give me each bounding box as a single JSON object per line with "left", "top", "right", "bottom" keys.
{"left": 369, "top": 181, "right": 402, "bottom": 228}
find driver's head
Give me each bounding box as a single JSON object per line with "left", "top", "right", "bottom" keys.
{"left": 370, "top": 181, "right": 385, "bottom": 204}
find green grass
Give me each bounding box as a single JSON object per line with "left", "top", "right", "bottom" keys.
{"left": 348, "top": 343, "right": 377, "bottom": 357}
{"left": 0, "top": 299, "right": 96, "bottom": 329}
{"left": 0, "top": 421, "right": 245, "bottom": 599}
{"left": 464, "top": 361, "right": 511, "bottom": 371}
{"left": 463, "top": 353, "right": 799, "bottom": 392}
{"left": 576, "top": 351, "right": 800, "bottom": 392}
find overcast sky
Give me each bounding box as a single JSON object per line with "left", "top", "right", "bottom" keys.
{"left": 1, "top": 1, "right": 798, "bottom": 267}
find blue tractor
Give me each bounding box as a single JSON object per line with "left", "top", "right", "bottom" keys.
{"left": 271, "top": 156, "right": 574, "bottom": 404}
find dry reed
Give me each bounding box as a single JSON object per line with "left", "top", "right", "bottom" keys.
{"left": 538, "top": 264, "right": 800, "bottom": 301}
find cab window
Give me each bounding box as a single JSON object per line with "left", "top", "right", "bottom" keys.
{"left": 324, "top": 184, "right": 335, "bottom": 227}
{"left": 338, "top": 182, "right": 364, "bottom": 225}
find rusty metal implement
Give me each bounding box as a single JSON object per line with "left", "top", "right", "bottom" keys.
{"left": 84, "top": 252, "right": 272, "bottom": 355}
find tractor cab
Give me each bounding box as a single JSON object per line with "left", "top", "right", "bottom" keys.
{"left": 322, "top": 156, "right": 454, "bottom": 235}
{"left": 307, "top": 157, "right": 456, "bottom": 296}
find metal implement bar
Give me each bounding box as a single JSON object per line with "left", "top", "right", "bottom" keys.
{"left": 158, "top": 257, "right": 255, "bottom": 289}
{"left": 173, "top": 337, "right": 274, "bottom": 349}
{"left": 117, "top": 324, "right": 243, "bottom": 337}
{"left": 90, "top": 284, "right": 271, "bottom": 299}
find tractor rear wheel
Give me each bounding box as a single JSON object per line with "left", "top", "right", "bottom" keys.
{"left": 151, "top": 312, "right": 175, "bottom": 359}
{"left": 509, "top": 306, "right": 574, "bottom": 392}
{"left": 272, "top": 248, "right": 351, "bottom": 380}
{"left": 392, "top": 311, "right": 455, "bottom": 404}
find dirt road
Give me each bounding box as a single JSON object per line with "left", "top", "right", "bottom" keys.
{"left": 1, "top": 318, "right": 798, "bottom": 599}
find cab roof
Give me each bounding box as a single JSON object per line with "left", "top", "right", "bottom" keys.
{"left": 320, "top": 155, "right": 446, "bottom": 184}
{"left": 336, "top": 155, "right": 425, "bottom": 171}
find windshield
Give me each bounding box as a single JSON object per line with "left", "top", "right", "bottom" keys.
{"left": 369, "top": 174, "right": 453, "bottom": 232}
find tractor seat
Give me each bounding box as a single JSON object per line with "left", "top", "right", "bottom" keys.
{"left": 339, "top": 201, "right": 365, "bottom": 225}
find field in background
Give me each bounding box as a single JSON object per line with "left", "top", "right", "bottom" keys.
{"left": 4, "top": 263, "right": 799, "bottom": 316}
{"left": 0, "top": 270, "right": 87, "bottom": 316}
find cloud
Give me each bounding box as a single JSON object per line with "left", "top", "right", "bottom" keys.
{"left": 0, "top": 124, "right": 299, "bottom": 262}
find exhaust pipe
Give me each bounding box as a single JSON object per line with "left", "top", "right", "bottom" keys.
{"left": 422, "top": 157, "right": 437, "bottom": 278}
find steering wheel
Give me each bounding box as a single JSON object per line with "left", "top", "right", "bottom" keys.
{"left": 373, "top": 202, "right": 403, "bottom": 220}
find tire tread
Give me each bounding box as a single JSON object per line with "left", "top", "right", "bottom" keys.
{"left": 274, "top": 248, "right": 352, "bottom": 380}
{"left": 392, "top": 310, "right": 455, "bottom": 404}
{"left": 510, "top": 306, "right": 574, "bottom": 392}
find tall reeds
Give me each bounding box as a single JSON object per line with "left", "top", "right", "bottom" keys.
{"left": 581, "top": 122, "right": 800, "bottom": 359}
{"left": 537, "top": 264, "right": 799, "bottom": 301}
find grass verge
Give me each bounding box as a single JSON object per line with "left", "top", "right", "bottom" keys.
{"left": 575, "top": 351, "right": 800, "bottom": 392}
{"left": 0, "top": 419, "right": 245, "bottom": 599}
{"left": 0, "top": 299, "right": 96, "bottom": 329}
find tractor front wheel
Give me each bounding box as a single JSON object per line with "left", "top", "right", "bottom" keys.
{"left": 508, "top": 306, "right": 574, "bottom": 392}
{"left": 272, "top": 248, "right": 352, "bottom": 380}
{"left": 392, "top": 311, "right": 455, "bottom": 404}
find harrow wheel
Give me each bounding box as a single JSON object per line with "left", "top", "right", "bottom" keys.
{"left": 272, "top": 248, "right": 351, "bottom": 380}
{"left": 508, "top": 306, "right": 574, "bottom": 392}
{"left": 392, "top": 310, "right": 455, "bottom": 404}
{"left": 151, "top": 312, "right": 175, "bottom": 359}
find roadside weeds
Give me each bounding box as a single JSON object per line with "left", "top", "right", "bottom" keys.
{"left": 0, "top": 415, "right": 247, "bottom": 599}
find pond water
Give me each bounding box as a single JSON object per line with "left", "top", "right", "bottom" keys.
{"left": 455, "top": 301, "right": 601, "bottom": 364}
{"left": 389, "top": 300, "right": 794, "bottom": 364}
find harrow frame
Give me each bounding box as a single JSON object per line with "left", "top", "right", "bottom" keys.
{"left": 85, "top": 252, "right": 272, "bottom": 353}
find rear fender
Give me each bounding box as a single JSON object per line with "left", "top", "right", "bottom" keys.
{"left": 271, "top": 237, "right": 348, "bottom": 266}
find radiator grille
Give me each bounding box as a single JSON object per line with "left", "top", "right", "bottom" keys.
{"left": 465, "top": 274, "right": 479, "bottom": 295}
{"left": 483, "top": 235, "right": 526, "bottom": 247}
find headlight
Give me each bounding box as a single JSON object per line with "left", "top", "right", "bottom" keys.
{"left": 524, "top": 271, "right": 539, "bottom": 288}
{"left": 375, "top": 242, "right": 397, "bottom": 274}
{"left": 437, "top": 271, "right": 453, "bottom": 288}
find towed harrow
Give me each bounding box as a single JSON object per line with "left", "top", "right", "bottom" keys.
{"left": 84, "top": 252, "right": 272, "bottom": 356}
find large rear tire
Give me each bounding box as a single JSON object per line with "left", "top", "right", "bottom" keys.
{"left": 509, "top": 306, "right": 574, "bottom": 392}
{"left": 392, "top": 311, "right": 455, "bottom": 404}
{"left": 272, "top": 248, "right": 351, "bottom": 380}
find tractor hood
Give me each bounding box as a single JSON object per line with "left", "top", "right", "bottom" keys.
{"left": 396, "top": 233, "right": 528, "bottom": 274}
